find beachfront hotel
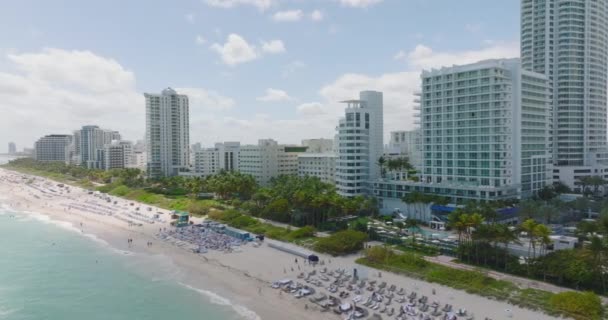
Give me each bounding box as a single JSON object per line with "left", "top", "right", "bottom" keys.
{"left": 97, "top": 140, "right": 133, "bottom": 171}
{"left": 238, "top": 139, "right": 307, "bottom": 186}
{"left": 335, "top": 90, "right": 384, "bottom": 197}
{"left": 144, "top": 88, "right": 190, "bottom": 178}
{"left": 78, "top": 125, "right": 121, "bottom": 169}
{"left": 34, "top": 134, "right": 72, "bottom": 162}
{"left": 521, "top": 0, "right": 608, "bottom": 191}
{"left": 372, "top": 59, "right": 552, "bottom": 220}
{"left": 183, "top": 142, "right": 241, "bottom": 178}
{"left": 298, "top": 153, "right": 337, "bottom": 184}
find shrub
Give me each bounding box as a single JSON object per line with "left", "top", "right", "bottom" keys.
{"left": 549, "top": 291, "right": 602, "bottom": 320}
{"left": 187, "top": 202, "right": 210, "bottom": 217}
{"left": 231, "top": 215, "right": 258, "bottom": 228}
{"left": 315, "top": 230, "right": 368, "bottom": 256}
{"left": 109, "top": 185, "right": 131, "bottom": 197}
{"left": 364, "top": 246, "right": 395, "bottom": 264}
{"left": 288, "top": 226, "right": 315, "bottom": 240}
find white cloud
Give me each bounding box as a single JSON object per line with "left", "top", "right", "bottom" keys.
{"left": 0, "top": 48, "right": 143, "bottom": 148}
{"left": 406, "top": 42, "right": 519, "bottom": 69}
{"left": 203, "top": 0, "right": 275, "bottom": 11}
{"left": 261, "top": 40, "right": 286, "bottom": 54}
{"left": 297, "top": 102, "right": 324, "bottom": 115}
{"left": 209, "top": 35, "right": 285, "bottom": 65}
{"left": 176, "top": 87, "right": 235, "bottom": 110}
{"left": 195, "top": 35, "right": 207, "bottom": 45}
{"left": 282, "top": 60, "right": 306, "bottom": 77}
{"left": 210, "top": 34, "right": 259, "bottom": 66}
{"left": 338, "top": 0, "right": 383, "bottom": 8}
{"left": 393, "top": 50, "right": 406, "bottom": 61}
{"left": 311, "top": 10, "right": 324, "bottom": 21}
{"left": 185, "top": 13, "right": 196, "bottom": 23}
{"left": 256, "top": 88, "right": 292, "bottom": 102}
{"left": 272, "top": 10, "right": 303, "bottom": 22}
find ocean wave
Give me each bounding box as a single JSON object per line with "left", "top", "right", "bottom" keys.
{"left": 20, "top": 211, "right": 134, "bottom": 256}
{"left": 178, "top": 282, "right": 261, "bottom": 320}
{"left": 0, "top": 306, "right": 20, "bottom": 319}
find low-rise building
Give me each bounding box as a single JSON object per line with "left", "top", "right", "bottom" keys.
{"left": 98, "top": 140, "right": 133, "bottom": 170}
{"left": 34, "top": 134, "right": 72, "bottom": 162}
{"left": 239, "top": 139, "right": 306, "bottom": 186}
{"left": 298, "top": 153, "right": 337, "bottom": 184}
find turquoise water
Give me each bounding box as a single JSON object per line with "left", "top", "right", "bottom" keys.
{"left": 0, "top": 204, "right": 245, "bottom": 320}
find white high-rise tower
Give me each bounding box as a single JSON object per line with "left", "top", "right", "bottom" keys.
{"left": 521, "top": 0, "right": 608, "bottom": 190}
{"left": 335, "top": 90, "right": 383, "bottom": 196}
{"left": 145, "top": 88, "right": 190, "bottom": 178}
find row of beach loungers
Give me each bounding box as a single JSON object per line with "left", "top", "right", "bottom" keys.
{"left": 275, "top": 267, "right": 477, "bottom": 320}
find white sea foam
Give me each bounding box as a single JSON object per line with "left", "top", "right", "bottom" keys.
{"left": 179, "top": 282, "right": 261, "bottom": 320}
{"left": 19, "top": 210, "right": 133, "bottom": 256}
{"left": 0, "top": 306, "right": 20, "bottom": 318}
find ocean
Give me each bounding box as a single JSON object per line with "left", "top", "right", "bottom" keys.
{"left": 0, "top": 157, "right": 250, "bottom": 320}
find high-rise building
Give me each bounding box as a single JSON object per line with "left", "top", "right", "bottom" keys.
{"left": 78, "top": 125, "right": 121, "bottom": 169}
{"left": 521, "top": 0, "right": 608, "bottom": 190}
{"left": 239, "top": 139, "right": 306, "bottom": 186}
{"left": 335, "top": 90, "right": 384, "bottom": 196}
{"left": 8, "top": 142, "right": 16, "bottom": 154}
{"left": 373, "top": 59, "right": 552, "bottom": 215}
{"left": 144, "top": 88, "right": 190, "bottom": 178}
{"left": 34, "top": 135, "right": 72, "bottom": 162}
{"left": 302, "top": 139, "right": 334, "bottom": 153}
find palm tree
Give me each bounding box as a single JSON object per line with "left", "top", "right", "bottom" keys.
{"left": 590, "top": 176, "right": 608, "bottom": 196}
{"left": 578, "top": 176, "right": 594, "bottom": 196}
{"left": 377, "top": 156, "right": 387, "bottom": 178}
{"left": 534, "top": 224, "right": 552, "bottom": 257}
{"left": 496, "top": 224, "right": 520, "bottom": 271}
{"left": 520, "top": 219, "right": 538, "bottom": 258}
{"left": 405, "top": 218, "right": 421, "bottom": 243}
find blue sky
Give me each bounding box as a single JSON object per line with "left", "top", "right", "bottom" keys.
{"left": 0, "top": 0, "right": 521, "bottom": 151}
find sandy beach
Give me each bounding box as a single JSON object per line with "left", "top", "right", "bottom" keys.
{"left": 0, "top": 168, "right": 562, "bottom": 320}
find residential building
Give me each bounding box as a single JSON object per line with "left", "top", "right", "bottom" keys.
{"left": 192, "top": 147, "right": 220, "bottom": 176}
{"left": 239, "top": 139, "right": 306, "bottom": 186}
{"left": 34, "top": 134, "right": 72, "bottom": 162}
{"left": 132, "top": 151, "right": 147, "bottom": 171}
{"left": 335, "top": 90, "right": 384, "bottom": 196}
{"left": 145, "top": 88, "right": 190, "bottom": 178}
{"left": 302, "top": 138, "right": 334, "bottom": 153}
{"left": 78, "top": 125, "right": 121, "bottom": 169}
{"left": 8, "top": 142, "right": 16, "bottom": 154}
{"left": 521, "top": 0, "right": 608, "bottom": 190}
{"left": 189, "top": 142, "right": 240, "bottom": 177}
{"left": 373, "top": 59, "right": 552, "bottom": 219}
{"left": 97, "top": 140, "right": 133, "bottom": 170}
{"left": 217, "top": 142, "right": 240, "bottom": 172}
{"left": 298, "top": 153, "right": 337, "bottom": 184}
{"left": 386, "top": 130, "right": 422, "bottom": 168}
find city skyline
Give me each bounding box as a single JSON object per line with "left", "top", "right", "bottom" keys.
{"left": 0, "top": 0, "right": 521, "bottom": 152}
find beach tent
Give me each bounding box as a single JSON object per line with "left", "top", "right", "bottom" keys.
{"left": 308, "top": 254, "right": 319, "bottom": 263}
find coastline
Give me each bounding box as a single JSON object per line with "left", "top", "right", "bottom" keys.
{"left": 0, "top": 168, "right": 562, "bottom": 320}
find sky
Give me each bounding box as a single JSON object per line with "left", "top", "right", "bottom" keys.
{"left": 0, "top": 0, "right": 521, "bottom": 152}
